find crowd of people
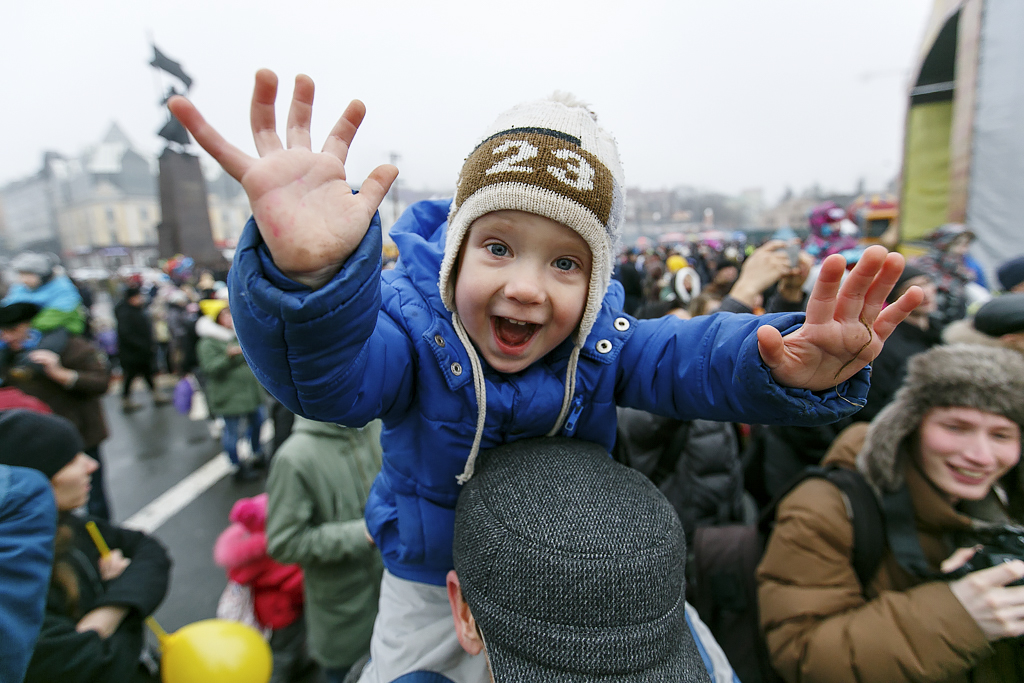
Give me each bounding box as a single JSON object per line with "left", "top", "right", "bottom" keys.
{"left": 1, "top": 73, "right": 1023, "bottom": 683}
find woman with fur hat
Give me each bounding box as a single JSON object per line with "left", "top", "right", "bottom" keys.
{"left": 196, "top": 300, "right": 266, "bottom": 481}
{"left": 757, "top": 345, "right": 1024, "bottom": 682}
{"left": 0, "top": 409, "right": 171, "bottom": 683}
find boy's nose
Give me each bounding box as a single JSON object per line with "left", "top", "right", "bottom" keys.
{"left": 502, "top": 266, "right": 545, "bottom": 305}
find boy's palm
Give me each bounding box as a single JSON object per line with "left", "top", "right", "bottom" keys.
{"left": 758, "top": 245, "right": 923, "bottom": 391}
{"left": 167, "top": 70, "right": 398, "bottom": 288}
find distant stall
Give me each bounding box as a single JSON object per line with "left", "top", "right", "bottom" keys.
{"left": 900, "top": 0, "right": 1024, "bottom": 275}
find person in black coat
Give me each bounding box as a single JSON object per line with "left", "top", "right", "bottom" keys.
{"left": 0, "top": 410, "right": 171, "bottom": 683}
{"left": 857, "top": 266, "right": 942, "bottom": 423}
{"left": 114, "top": 287, "right": 167, "bottom": 412}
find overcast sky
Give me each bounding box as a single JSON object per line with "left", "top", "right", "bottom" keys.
{"left": 4, "top": 0, "right": 933, "bottom": 203}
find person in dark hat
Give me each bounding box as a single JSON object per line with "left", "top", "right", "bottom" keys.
{"left": 857, "top": 265, "right": 943, "bottom": 423}
{"left": 0, "top": 301, "right": 114, "bottom": 520}
{"left": 445, "top": 437, "right": 723, "bottom": 682}
{"left": 0, "top": 410, "right": 171, "bottom": 683}
{"left": 973, "top": 293, "right": 1024, "bottom": 349}
{"left": 997, "top": 256, "right": 1024, "bottom": 294}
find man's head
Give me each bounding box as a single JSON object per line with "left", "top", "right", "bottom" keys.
{"left": 974, "top": 294, "right": 1024, "bottom": 353}
{"left": 439, "top": 94, "right": 625, "bottom": 371}
{"left": 997, "top": 256, "right": 1024, "bottom": 294}
{"left": 124, "top": 286, "right": 144, "bottom": 307}
{"left": 449, "top": 437, "right": 710, "bottom": 682}
{"left": 0, "top": 303, "right": 41, "bottom": 350}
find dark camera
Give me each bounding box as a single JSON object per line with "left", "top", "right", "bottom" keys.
{"left": 7, "top": 352, "right": 44, "bottom": 382}
{"left": 944, "top": 525, "right": 1024, "bottom": 586}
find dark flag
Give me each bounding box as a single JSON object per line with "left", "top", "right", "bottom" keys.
{"left": 157, "top": 117, "right": 191, "bottom": 146}
{"left": 150, "top": 46, "right": 193, "bottom": 90}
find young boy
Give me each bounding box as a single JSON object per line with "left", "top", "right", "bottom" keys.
{"left": 169, "top": 71, "right": 920, "bottom": 683}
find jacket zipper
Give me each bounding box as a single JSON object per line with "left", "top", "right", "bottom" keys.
{"left": 562, "top": 395, "right": 585, "bottom": 437}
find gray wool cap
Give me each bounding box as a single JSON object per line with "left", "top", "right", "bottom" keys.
{"left": 858, "top": 344, "right": 1024, "bottom": 493}
{"left": 453, "top": 437, "right": 711, "bottom": 682}
{"left": 11, "top": 252, "right": 52, "bottom": 277}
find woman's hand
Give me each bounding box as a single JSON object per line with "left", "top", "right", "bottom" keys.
{"left": 98, "top": 549, "right": 131, "bottom": 581}
{"left": 76, "top": 605, "right": 130, "bottom": 639}
{"left": 949, "top": 559, "right": 1024, "bottom": 640}
{"left": 168, "top": 70, "right": 398, "bottom": 289}
{"left": 757, "top": 245, "right": 923, "bottom": 391}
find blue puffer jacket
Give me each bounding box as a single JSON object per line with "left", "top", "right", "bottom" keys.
{"left": 229, "top": 198, "right": 870, "bottom": 586}
{"left": 0, "top": 465, "right": 56, "bottom": 683}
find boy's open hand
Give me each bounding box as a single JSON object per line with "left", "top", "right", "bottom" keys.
{"left": 757, "top": 245, "right": 923, "bottom": 392}
{"left": 168, "top": 70, "right": 398, "bottom": 289}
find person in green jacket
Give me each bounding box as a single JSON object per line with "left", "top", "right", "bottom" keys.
{"left": 265, "top": 417, "right": 384, "bottom": 683}
{"left": 195, "top": 299, "right": 265, "bottom": 482}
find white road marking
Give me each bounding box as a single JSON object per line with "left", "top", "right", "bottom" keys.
{"left": 120, "top": 420, "right": 275, "bottom": 534}
{"left": 121, "top": 454, "right": 234, "bottom": 533}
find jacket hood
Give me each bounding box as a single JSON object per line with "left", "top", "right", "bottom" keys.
{"left": 941, "top": 318, "right": 1003, "bottom": 348}
{"left": 857, "top": 344, "right": 1024, "bottom": 493}
{"left": 292, "top": 415, "right": 357, "bottom": 438}
{"left": 195, "top": 314, "right": 236, "bottom": 342}
{"left": 388, "top": 198, "right": 450, "bottom": 311}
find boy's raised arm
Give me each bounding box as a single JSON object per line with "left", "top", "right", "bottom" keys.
{"left": 759, "top": 245, "right": 923, "bottom": 391}
{"left": 168, "top": 69, "right": 398, "bottom": 289}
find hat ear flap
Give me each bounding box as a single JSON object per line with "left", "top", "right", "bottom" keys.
{"left": 857, "top": 397, "right": 922, "bottom": 492}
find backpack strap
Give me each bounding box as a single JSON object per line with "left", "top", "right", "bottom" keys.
{"left": 823, "top": 467, "right": 887, "bottom": 590}
{"left": 759, "top": 464, "right": 886, "bottom": 591}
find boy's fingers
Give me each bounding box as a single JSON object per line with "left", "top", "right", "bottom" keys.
{"left": 286, "top": 74, "right": 315, "bottom": 150}
{"left": 803, "top": 254, "right": 845, "bottom": 325}
{"left": 167, "top": 96, "right": 253, "bottom": 181}
{"left": 356, "top": 164, "right": 400, "bottom": 214}
{"left": 250, "top": 69, "right": 284, "bottom": 156}
{"left": 756, "top": 325, "right": 785, "bottom": 369}
{"left": 322, "top": 100, "right": 367, "bottom": 162}
{"left": 859, "top": 251, "right": 907, "bottom": 324}
{"left": 832, "top": 246, "right": 887, "bottom": 323}
{"left": 873, "top": 286, "right": 924, "bottom": 342}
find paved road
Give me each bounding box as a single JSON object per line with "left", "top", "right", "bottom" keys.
{"left": 102, "top": 381, "right": 267, "bottom": 633}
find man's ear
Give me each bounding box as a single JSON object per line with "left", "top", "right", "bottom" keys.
{"left": 446, "top": 570, "right": 484, "bottom": 655}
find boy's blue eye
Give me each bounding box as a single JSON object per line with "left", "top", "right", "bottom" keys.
{"left": 487, "top": 244, "right": 508, "bottom": 257}
{"left": 554, "top": 257, "right": 577, "bottom": 271}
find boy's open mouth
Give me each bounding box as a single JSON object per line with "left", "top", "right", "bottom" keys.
{"left": 492, "top": 316, "right": 539, "bottom": 353}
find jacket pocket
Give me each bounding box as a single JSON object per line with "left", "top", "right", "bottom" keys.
{"left": 392, "top": 492, "right": 456, "bottom": 571}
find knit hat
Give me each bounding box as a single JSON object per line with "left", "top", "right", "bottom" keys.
{"left": 11, "top": 252, "right": 53, "bottom": 278}
{"left": 885, "top": 264, "right": 929, "bottom": 304}
{"left": 0, "top": 409, "right": 84, "bottom": 479}
{"left": 199, "top": 299, "right": 230, "bottom": 322}
{"left": 974, "top": 293, "right": 1024, "bottom": 337}
{"left": 439, "top": 94, "right": 626, "bottom": 482}
{"left": 453, "top": 437, "right": 710, "bottom": 682}
{"left": 439, "top": 93, "right": 625, "bottom": 340}
{"left": 997, "top": 256, "right": 1024, "bottom": 292}
{"left": 0, "top": 302, "right": 41, "bottom": 329}
{"left": 857, "top": 344, "right": 1024, "bottom": 493}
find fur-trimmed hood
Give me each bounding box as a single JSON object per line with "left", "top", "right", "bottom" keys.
{"left": 857, "top": 344, "right": 1024, "bottom": 494}
{"left": 941, "top": 318, "right": 1002, "bottom": 348}
{"left": 195, "top": 314, "right": 236, "bottom": 342}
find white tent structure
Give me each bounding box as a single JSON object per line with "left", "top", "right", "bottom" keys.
{"left": 900, "top": 0, "right": 1024, "bottom": 277}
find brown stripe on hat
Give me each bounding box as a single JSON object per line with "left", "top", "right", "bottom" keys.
{"left": 454, "top": 129, "right": 614, "bottom": 228}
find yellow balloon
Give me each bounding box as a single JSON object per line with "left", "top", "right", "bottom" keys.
{"left": 666, "top": 254, "right": 686, "bottom": 273}
{"left": 161, "top": 619, "right": 272, "bottom": 683}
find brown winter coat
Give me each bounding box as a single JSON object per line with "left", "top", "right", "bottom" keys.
{"left": 757, "top": 422, "right": 1022, "bottom": 683}
{"left": 3, "top": 335, "right": 110, "bottom": 448}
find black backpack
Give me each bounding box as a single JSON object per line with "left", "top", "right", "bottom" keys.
{"left": 688, "top": 465, "right": 885, "bottom": 683}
